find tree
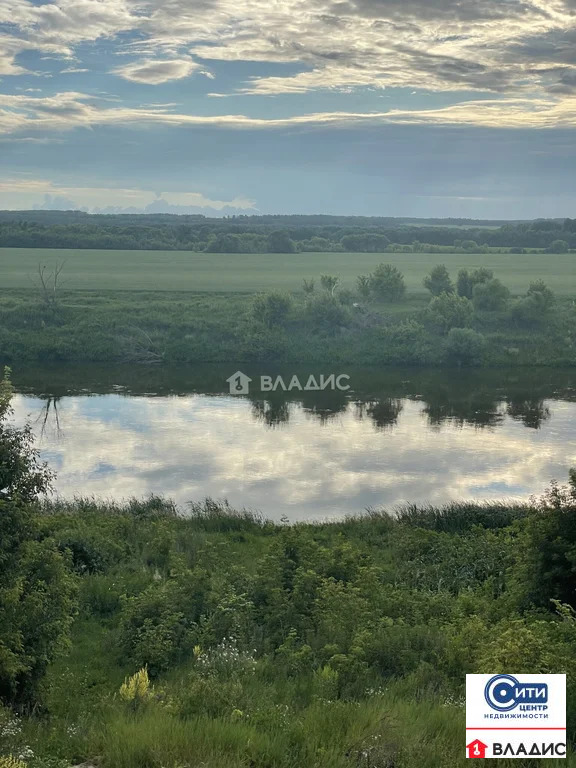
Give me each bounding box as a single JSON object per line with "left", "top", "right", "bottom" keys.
{"left": 0, "top": 369, "right": 76, "bottom": 708}
{"left": 252, "top": 292, "right": 292, "bottom": 328}
{"left": 547, "top": 239, "right": 569, "bottom": 254}
{"left": 511, "top": 280, "right": 556, "bottom": 324}
{"left": 457, "top": 268, "right": 493, "bottom": 299}
{"left": 445, "top": 328, "right": 486, "bottom": 366}
{"left": 472, "top": 278, "right": 510, "bottom": 311}
{"left": 423, "top": 265, "right": 454, "bottom": 297}
{"left": 267, "top": 230, "right": 296, "bottom": 254}
{"left": 340, "top": 233, "right": 390, "bottom": 252}
{"left": 33, "top": 261, "right": 66, "bottom": 308}
{"left": 427, "top": 293, "right": 474, "bottom": 334}
{"left": 368, "top": 264, "right": 406, "bottom": 302}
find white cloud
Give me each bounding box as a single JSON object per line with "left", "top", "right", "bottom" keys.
{"left": 1, "top": 0, "right": 576, "bottom": 130}
{"left": 112, "top": 58, "right": 200, "bottom": 84}
{"left": 1, "top": 90, "right": 576, "bottom": 136}
{"left": 0, "top": 178, "right": 256, "bottom": 212}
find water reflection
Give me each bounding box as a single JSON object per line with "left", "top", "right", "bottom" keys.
{"left": 8, "top": 364, "right": 576, "bottom": 521}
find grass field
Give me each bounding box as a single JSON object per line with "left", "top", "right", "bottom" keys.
{"left": 1, "top": 248, "right": 574, "bottom": 295}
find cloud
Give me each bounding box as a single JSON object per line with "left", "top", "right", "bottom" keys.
{"left": 0, "top": 177, "right": 256, "bottom": 213}
{"left": 112, "top": 58, "right": 201, "bottom": 84}
{"left": 1, "top": 90, "right": 576, "bottom": 137}
{"left": 0, "top": 0, "right": 575, "bottom": 99}
{"left": 0, "top": 0, "right": 575, "bottom": 139}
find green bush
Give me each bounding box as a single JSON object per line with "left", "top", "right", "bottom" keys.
{"left": 251, "top": 292, "right": 293, "bottom": 328}
{"left": 472, "top": 278, "right": 510, "bottom": 311}
{"left": 367, "top": 264, "right": 406, "bottom": 302}
{"left": 423, "top": 265, "right": 454, "bottom": 297}
{"left": 426, "top": 293, "right": 473, "bottom": 334}
{"left": 445, "top": 328, "right": 486, "bottom": 365}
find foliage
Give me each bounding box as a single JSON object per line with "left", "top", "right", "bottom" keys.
{"left": 426, "top": 293, "right": 474, "bottom": 334}
{"left": 472, "top": 278, "right": 511, "bottom": 311}
{"left": 319, "top": 275, "right": 339, "bottom": 295}
{"left": 445, "top": 328, "right": 486, "bottom": 365}
{"left": 456, "top": 267, "right": 493, "bottom": 299}
{"left": 1, "top": 210, "right": 575, "bottom": 252}
{"left": 119, "top": 667, "right": 153, "bottom": 710}
{"left": 266, "top": 230, "right": 296, "bottom": 254}
{"left": 0, "top": 370, "right": 76, "bottom": 708}
{"left": 547, "top": 239, "right": 569, "bottom": 254}
{"left": 423, "top": 264, "right": 454, "bottom": 297}
{"left": 511, "top": 280, "right": 556, "bottom": 324}
{"left": 251, "top": 292, "right": 292, "bottom": 328}
{"left": 3, "top": 471, "right": 576, "bottom": 764}
{"left": 367, "top": 264, "right": 406, "bottom": 301}
{"left": 356, "top": 275, "right": 371, "bottom": 298}
{"left": 304, "top": 294, "right": 350, "bottom": 331}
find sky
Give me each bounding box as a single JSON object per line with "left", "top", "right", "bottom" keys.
{"left": 1, "top": 0, "right": 576, "bottom": 217}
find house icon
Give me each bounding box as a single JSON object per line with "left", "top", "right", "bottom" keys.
{"left": 226, "top": 371, "right": 252, "bottom": 395}
{"left": 466, "top": 739, "right": 488, "bottom": 758}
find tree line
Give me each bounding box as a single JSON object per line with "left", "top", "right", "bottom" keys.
{"left": 0, "top": 212, "right": 575, "bottom": 252}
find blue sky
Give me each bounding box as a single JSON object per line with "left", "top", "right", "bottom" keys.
{"left": 2, "top": 0, "right": 576, "bottom": 217}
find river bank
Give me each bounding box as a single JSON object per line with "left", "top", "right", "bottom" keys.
{"left": 2, "top": 490, "right": 575, "bottom": 767}
{"left": 0, "top": 289, "right": 574, "bottom": 367}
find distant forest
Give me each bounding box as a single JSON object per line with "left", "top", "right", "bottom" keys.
{"left": 0, "top": 210, "right": 575, "bottom": 253}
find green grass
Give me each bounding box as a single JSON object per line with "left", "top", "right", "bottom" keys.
{"left": 2, "top": 248, "right": 574, "bottom": 295}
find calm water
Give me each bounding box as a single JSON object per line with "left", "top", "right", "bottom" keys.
{"left": 9, "top": 364, "right": 576, "bottom": 521}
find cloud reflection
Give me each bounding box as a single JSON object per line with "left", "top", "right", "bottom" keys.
{"left": 11, "top": 392, "right": 576, "bottom": 522}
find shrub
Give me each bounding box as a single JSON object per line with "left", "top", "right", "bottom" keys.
{"left": 427, "top": 293, "right": 474, "bottom": 334}
{"left": 423, "top": 265, "right": 454, "bottom": 297}
{"left": 445, "top": 328, "right": 486, "bottom": 365}
{"left": 0, "top": 370, "right": 77, "bottom": 708}
{"left": 304, "top": 294, "right": 349, "bottom": 331}
{"left": 251, "top": 292, "right": 292, "bottom": 328}
{"left": 356, "top": 275, "right": 371, "bottom": 298}
{"left": 320, "top": 275, "right": 339, "bottom": 295}
{"left": 337, "top": 289, "right": 355, "bottom": 306}
{"left": 472, "top": 278, "right": 510, "bottom": 311}
{"left": 368, "top": 264, "right": 406, "bottom": 302}
{"left": 456, "top": 268, "right": 493, "bottom": 299}
{"left": 119, "top": 666, "right": 153, "bottom": 710}
{"left": 547, "top": 239, "right": 569, "bottom": 254}
{"left": 511, "top": 281, "right": 556, "bottom": 324}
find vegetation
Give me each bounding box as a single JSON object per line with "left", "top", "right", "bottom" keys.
{"left": 1, "top": 368, "right": 576, "bottom": 766}
{"left": 1, "top": 211, "right": 576, "bottom": 253}
{"left": 0, "top": 258, "right": 574, "bottom": 367}
{"left": 1, "top": 377, "right": 576, "bottom": 765}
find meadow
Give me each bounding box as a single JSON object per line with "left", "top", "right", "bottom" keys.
{"left": 1, "top": 248, "right": 575, "bottom": 295}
